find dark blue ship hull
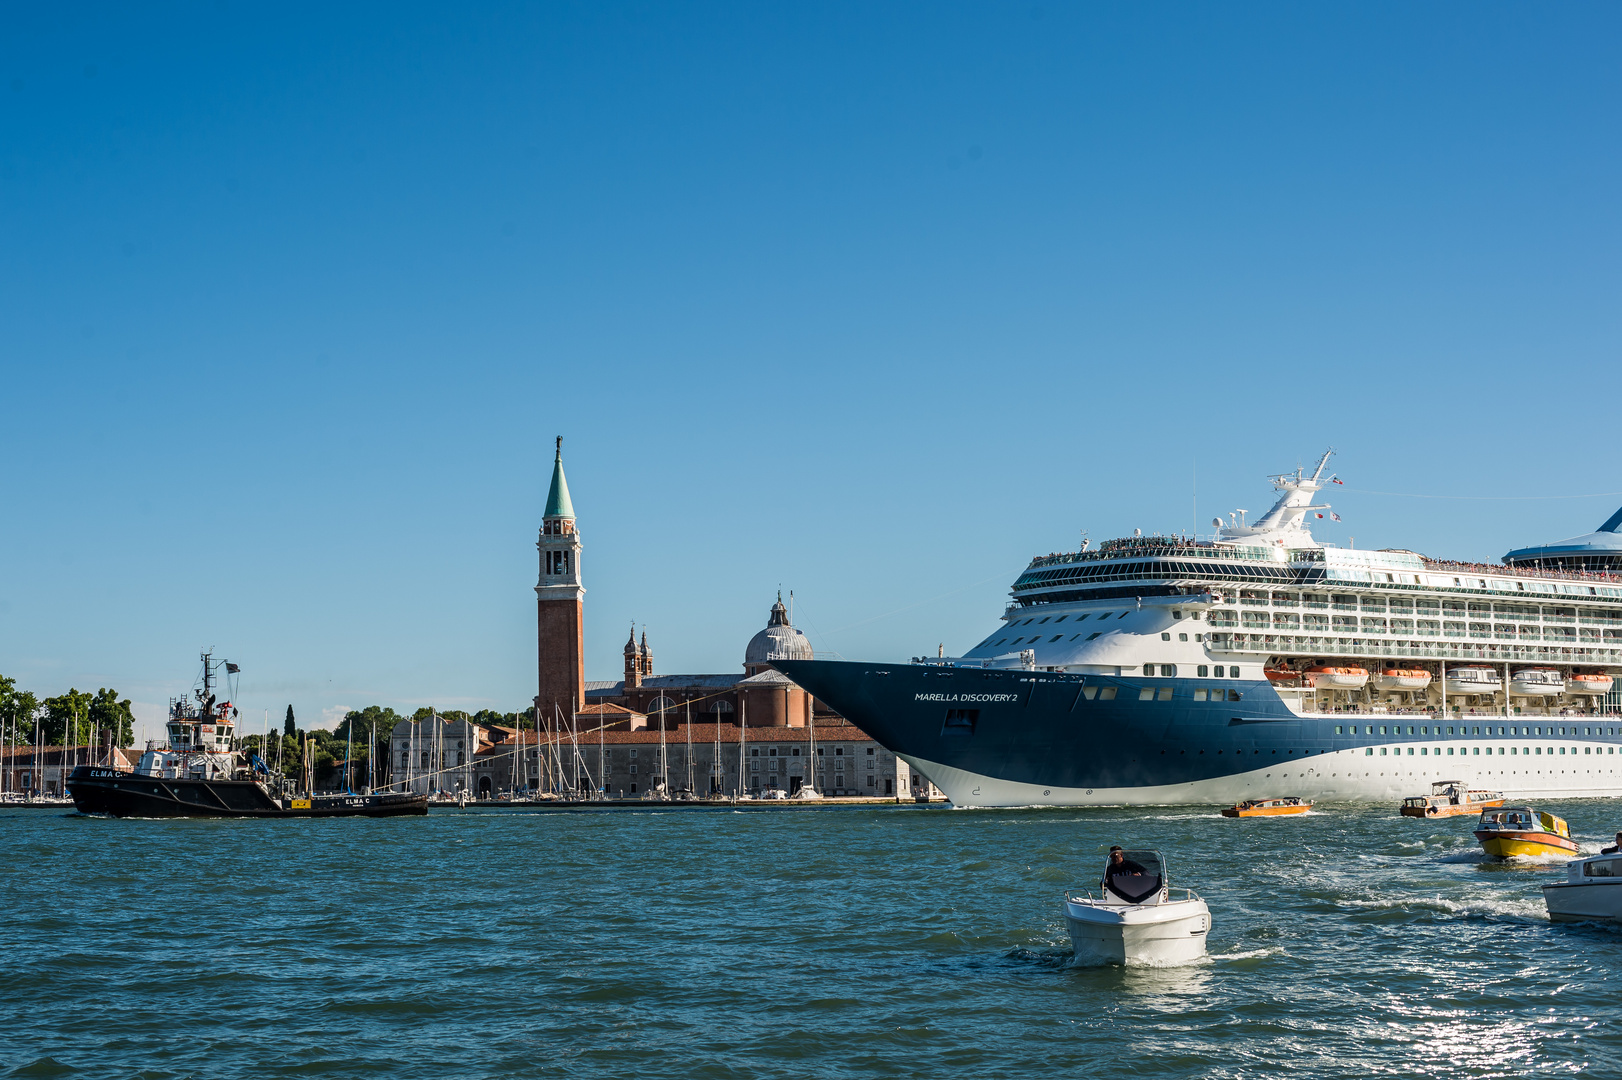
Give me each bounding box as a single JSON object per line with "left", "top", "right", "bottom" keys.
{"left": 771, "top": 660, "right": 1622, "bottom": 806}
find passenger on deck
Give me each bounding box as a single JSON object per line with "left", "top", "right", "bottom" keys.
{"left": 1105, "top": 846, "right": 1159, "bottom": 903}
{"left": 1602, "top": 832, "right": 1622, "bottom": 855}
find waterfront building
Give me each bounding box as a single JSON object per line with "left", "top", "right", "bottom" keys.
{"left": 0, "top": 744, "right": 136, "bottom": 797}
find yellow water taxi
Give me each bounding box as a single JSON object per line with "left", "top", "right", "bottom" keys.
{"left": 1475, "top": 807, "right": 1579, "bottom": 858}
{"left": 1221, "top": 797, "right": 1311, "bottom": 818}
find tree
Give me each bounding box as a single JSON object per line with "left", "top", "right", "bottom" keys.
{"left": 0, "top": 675, "right": 40, "bottom": 744}
{"left": 40, "top": 689, "right": 94, "bottom": 744}
{"left": 88, "top": 688, "right": 135, "bottom": 746}
{"left": 284, "top": 705, "right": 296, "bottom": 737}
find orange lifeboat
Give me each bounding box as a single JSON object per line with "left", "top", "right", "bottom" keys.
{"left": 1371, "top": 668, "right": 1432, "bottom": 692}
{"left": 1303, "top": 666, "right": 1368, "bottom": 690}
{"left": 1567, "top": 673, "right": 1615, "bottom": 696}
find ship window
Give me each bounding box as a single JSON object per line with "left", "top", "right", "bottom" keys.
{"left": 1380, "top": 748, "right": 1387, "bottom": 756}
{"left": 1074, "top": 614, "right": 1089, "bottom": 622}
{"left": 1420, "top": 747, "right": 1426, "bottom": 755}
{"left": 1098, "top": 613, "right": 1112, "bottom": 620}
{"left": 1156, "top": 687, "right": 1173, "bottom": 701}
{"left": 1161, "top": 633, "right": 1171, "bottom": 641}
{"left": 1162, "top": 665, "right": 1177, "bottom": 677}
{"left": 1144, "top": 664, "right": 1156, "bottom": 677}
{"left": 1087, "top": 633, "right": 1103, "bottom": 641}
{"left": 1139, "top": 688, "right": 1155, "bottom": 701}
{"left": 1038, "top": 617, "right": 1050, "bottom": 624}
{"left": 1213, "top": 665, "right": 1225, "bottom": 677}
{"left": 1198, "top": 665, "right": 1209, "bottom": 677}
{"left": 1048, "top": 635, "right": 1061, "bottom": 642}
{"left": 1173, "top": 610, "right": 1183, "bottom": 619}
{"left": 1366, "top": 748, "right": 1373, "bottom": 755}
{"left": 1118, "top": 612, "right": 1129, "bottom": 619}
{"left": 1379, "top": 726, "right": 1387, "bottom": 735}
{"left": 1083, "top": 686, "right": 1099, "bottom": 700}
{"left": 1009, "top": 638, "right": 1022, "bottom": 645}
{"left": 1194, "top": 689, "right": 1208, "bottom": 701}
{"left": 1099, "top": 687, "right": 1117, "bottom": 701}
{"left": 995, "top": 639, "right": 1007, "bottom": 646}
{"left": 1447, "top": 748, "right": 1455, "bottom": 755}
{"left": 1070, "top": 635, "right": 1082, "bottom": 641}
{"left": 1407, "top": 747, "right": 1414, "bottom": 755}
{"left": 1054, "top": 616, "right": 1067, "bottom": 623}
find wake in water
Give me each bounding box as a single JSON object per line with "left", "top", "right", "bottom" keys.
{"left": 1339, "top": 892, "right": 1549, "bottom": 923}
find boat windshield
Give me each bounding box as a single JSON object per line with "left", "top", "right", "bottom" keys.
{"left": 1478, "top": 808, "right": 1534, "bottom": 829}
{"left": 1102, "top": 849, "right": 1165, "bottom": 904}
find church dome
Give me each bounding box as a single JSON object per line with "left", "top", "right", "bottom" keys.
{"left": 745, "top": 595, "right": 813, "bottom": 669}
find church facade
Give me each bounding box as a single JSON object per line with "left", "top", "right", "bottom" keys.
{"left": 523, "top": 440, "right": 935, "bottom": 799}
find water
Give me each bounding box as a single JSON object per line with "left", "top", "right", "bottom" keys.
{"left": 3, "top": 801, "right": 1621, "bottom": 1079}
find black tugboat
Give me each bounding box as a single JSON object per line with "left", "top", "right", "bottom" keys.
{"left": 68, "top": 652, "right": 426, "bottom": 818}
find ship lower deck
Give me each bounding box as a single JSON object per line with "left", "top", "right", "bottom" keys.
{"left": 773, "top": 660, "right": 1622, "bottom": 807}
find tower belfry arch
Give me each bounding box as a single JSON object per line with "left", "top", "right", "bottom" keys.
{"left": 536, "top": 436, "right": 585, "bottom": 724}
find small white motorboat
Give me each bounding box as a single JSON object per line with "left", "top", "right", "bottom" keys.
{"left": 1543, "top": 850, "right": 1622, "bottom": 923}
{"left": 1063, "top": 849, "right": 1210, "bottom": 966}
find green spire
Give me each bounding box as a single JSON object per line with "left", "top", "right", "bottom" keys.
{"left": 544, "top": 436, "right": 575, "bottom": 520}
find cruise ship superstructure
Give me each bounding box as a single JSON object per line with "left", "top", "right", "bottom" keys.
{"left": 774, "top": 452, "right": 1622, "bottom": 806}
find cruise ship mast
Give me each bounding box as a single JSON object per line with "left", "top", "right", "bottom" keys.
{"left": 1216, "top": 449, "right": 1337, "bottom": 549}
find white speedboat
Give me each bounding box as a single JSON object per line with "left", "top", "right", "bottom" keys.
{"left": 1543, "top": 851, "right": 1622, "bottom": 923}
{"left": 1063, "top": 849, "right": 1210, "bottom": 966}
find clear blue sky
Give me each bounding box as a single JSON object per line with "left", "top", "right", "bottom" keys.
{"left": 3, "top": 3, "right": 1620, "bottom": 736}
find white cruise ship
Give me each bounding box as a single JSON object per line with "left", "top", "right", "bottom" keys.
{"left": 775, "top": 452, "right": 1622, "bottom": 806}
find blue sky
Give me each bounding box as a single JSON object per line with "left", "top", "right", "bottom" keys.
{"left": 3, "top": 3, "right": 1620, "bottom": 735}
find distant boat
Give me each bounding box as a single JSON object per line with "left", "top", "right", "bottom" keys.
{"left": 1221, "top": 796, "right": 1311, "bottom": 818}
{"left": 68, "top": 651, "right": 426, "bottom": 820}
{"left": 1399, "top": 780, "right": 1504, "bottom": 818}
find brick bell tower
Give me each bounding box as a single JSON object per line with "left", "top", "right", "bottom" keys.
{"left": 535, "top": 436, "right": 585, "bottom": 728}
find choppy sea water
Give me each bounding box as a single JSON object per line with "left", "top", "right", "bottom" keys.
{"left": 4, "top": 800, "right": 1622, "bottom": 1079}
